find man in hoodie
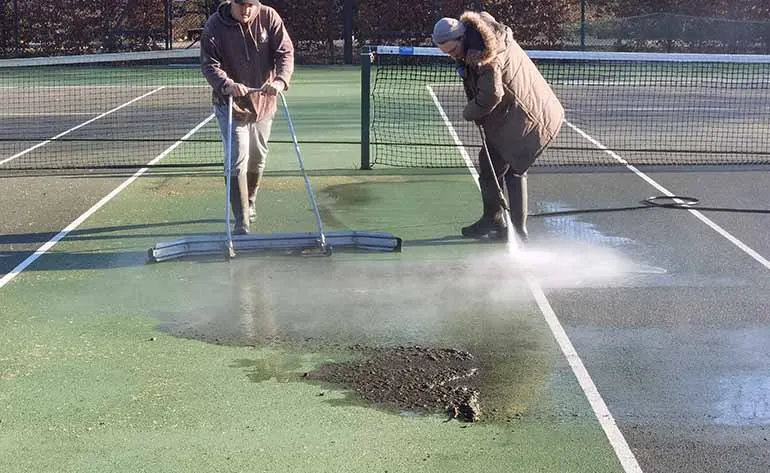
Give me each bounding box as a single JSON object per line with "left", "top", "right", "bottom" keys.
{"left": 201, "top": 0, "right": 294, "bottom": 235}
{"left": 432, "top": 12, "right": 564, "bottom": 242}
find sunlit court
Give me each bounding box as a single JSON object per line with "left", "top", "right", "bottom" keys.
{"left": 2, "top": 45, "right": 770, "bottom": 473}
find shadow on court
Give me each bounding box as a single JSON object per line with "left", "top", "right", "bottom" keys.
{"left": 0, "top": 219, "right": 224, "bottom": 245}
{"left": 0, "top": 219, "right": 227, "bottom": 273}
{"left": 0, "top": 249, "right": 150, "bottom": 271}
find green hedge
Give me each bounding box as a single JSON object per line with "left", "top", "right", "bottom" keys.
{"left": 2, "top": 0, "right": 167, "bottom": 56}
{"left": 2, "top": 1, "right": 769, "bottom": 59}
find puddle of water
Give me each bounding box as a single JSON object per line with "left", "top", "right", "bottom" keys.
{"left": 715, "top": 375, "right": 770, "bottom": 426}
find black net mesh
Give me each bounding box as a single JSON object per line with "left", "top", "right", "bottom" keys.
{"left": 0, "top": 50, "right": 221, "bottom": 172}
{"left": 368, "top": 47, "right": 770, "bottom": 167}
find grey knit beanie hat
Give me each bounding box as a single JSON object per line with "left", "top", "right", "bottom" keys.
{"left": 432, "top": 17, "right": 466, "bottom": 44}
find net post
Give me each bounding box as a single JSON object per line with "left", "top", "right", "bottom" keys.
{"left": 360, "top": 47, "right": 373, "bottom": 170}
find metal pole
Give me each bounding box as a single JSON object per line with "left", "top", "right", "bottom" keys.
{"left": 279, "top": 92, "right": 330, "bottom": 255}
{"left": 580, "top": 0, "right": 586, "bottom": 50}
{"left": 13, "top": 0, "right": 20, "bottom": 55}
{"left": 360, "top": 48, "right": 372, "bottom": 170}
{"left": 477, "top": 125, "right": 509, "bottom": 212}
{"left": 343, "top": 0, "right": 354, "bottom": 64}
{"left": 224, "top": 96, "right": 235, "bottom": 258}
{"left": 163, "top": 0, "right": 169, "bottom": 50}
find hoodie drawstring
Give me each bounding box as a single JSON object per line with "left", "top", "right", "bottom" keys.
{"left": 237, "top": 19, "right": 261, "bottom": 62}
{"left": 238, "top": 23, "right": 250, "bottom": 61}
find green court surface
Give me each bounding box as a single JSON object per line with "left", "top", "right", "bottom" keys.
{"left": 0, "top": 66, "right": 626, "bottom": 472}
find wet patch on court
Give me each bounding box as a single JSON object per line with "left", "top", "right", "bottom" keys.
{"left": 153, "top": 246, "right": 646, "bottom": 423}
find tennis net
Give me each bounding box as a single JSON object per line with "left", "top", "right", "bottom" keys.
{"left": 361, "top": 46, "right": 770, "bottom": 168}
{"left": 0, "top": 49, "right": 222, "bottom": 172}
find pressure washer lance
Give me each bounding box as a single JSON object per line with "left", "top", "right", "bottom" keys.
{"left": 477, "top": 125, "right": 509, "bottom": 212}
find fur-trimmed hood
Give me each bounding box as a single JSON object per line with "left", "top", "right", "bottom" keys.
{"left": 460, "top": 11, "right": 511, "bottom": 67}
{"left": 456, "top": 11, "right": 564, "bottom": 174}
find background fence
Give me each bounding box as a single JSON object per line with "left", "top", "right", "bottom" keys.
{"left": 2, "top": 0, "right": 770, "bottom": 61}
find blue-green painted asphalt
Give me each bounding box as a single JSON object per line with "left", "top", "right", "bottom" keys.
{"left": 0, "top": 66, "right": 625, "bottom": 473}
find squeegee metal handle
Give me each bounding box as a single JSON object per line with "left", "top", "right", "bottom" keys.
{"left": 224, "top": 95, "right": 234, "bottom": 249}
{"left": 278, "top": 92, "right": 329, "bottom": 251}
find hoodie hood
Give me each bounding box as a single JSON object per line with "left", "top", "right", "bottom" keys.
{"left": 217, "top": 1, "right": 259, "bottom": 27}
{"left": 215, "top": 1, "right": 261, "bottom": 62}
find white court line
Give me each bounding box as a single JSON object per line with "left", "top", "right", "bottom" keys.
{"left": 526, "top": 277, "right": 643, "bottom": 473}
{"left": 427, "top": 84, "right": 645, "bottom": 473}
{"left": 576, "top": 107, "right": 752, "bottom": 112}
{"left": 426, "top": 86, "right": 477, "bottom": 172}
{"left": 565, "top": 121, "right": 770, "bottom": 271}
{"left": 0, "top": 88, "right": 165, "bottom": 166}
{"left": 1, "top": 112, "right": 98, "bottom": 117}
{"left": 0, "top": 85, "right": 210, "bottom": 89}
{"left": 0, "top": 114, "right": 215, "bottom": 291}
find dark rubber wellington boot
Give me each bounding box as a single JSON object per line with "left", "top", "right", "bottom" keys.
{"left": 461, "top": 180, "right": 507, "bottom": 240}
{"left": 505, "top": 173, "right": 528, "bottom": 242}
{"left": 226, "top": 174, "right": 250, "bottom": 235}
{"left": 246, "top": 170, "right": 263, "bottom": 222}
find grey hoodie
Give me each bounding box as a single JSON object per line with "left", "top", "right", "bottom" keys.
{"left": 200, "top": 1, "right": 294, "bottom": 120}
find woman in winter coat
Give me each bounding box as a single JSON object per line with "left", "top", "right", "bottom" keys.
{"left": 433, "top": 11, "right": 564, "bottom": 241}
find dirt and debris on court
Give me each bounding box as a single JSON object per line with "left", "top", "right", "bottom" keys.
{"left": 303, "top": 344, "right": 483, "bottom": 422}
